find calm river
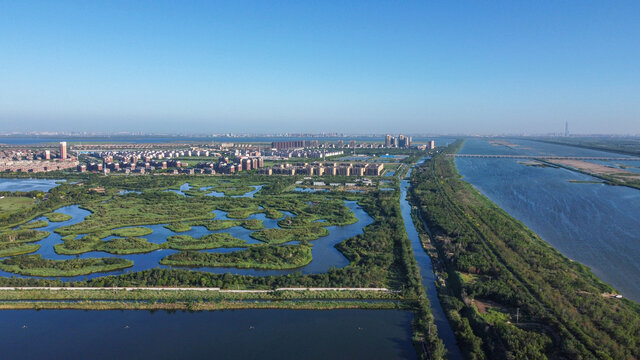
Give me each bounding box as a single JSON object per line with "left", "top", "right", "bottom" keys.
{"left": 456, "top": 139, "right": 640, "bottom": 302}
{"left": 0, "top": 309, "right": 416, "bottom": 360}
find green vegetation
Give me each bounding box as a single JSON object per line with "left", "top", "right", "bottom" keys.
{"left": 44, "top": 212, "right": 72, "bottom": 222}
{"left": 0, "top": 196, "right": 35, "bottom": 213}
{"left": 225, "top": 206, "right": 263, "bottom": 219}
{"left": 108, "top": 227, "right": 153, "bottom": 237}
{"left": 160, "top": 244, "right": 312, "bottom": 270}
{"left": 0, "top": 299, "right": 397, "bottom": 311}
{"left": 21, "top": 220, "right": 48, "bottom": 229}
{"left": 164, "top": 219, "right": 263, "bottom": 232}
{"left": 250, "top": 227, "right": 329, "bottom": 244}
{"left": 0, "top": 244, "right": 41, "bottom": 257}
{"left": 53, "top": 236, "right": 100, "bottom": 255}
{"left": 55, "top": 236, "right": 161, "bottom": 255}
{"left": 0, "top": 255, "right": 133, "bottom": 276}
{"left": 264, "top": 208, "right": 284, "bottom": 219}
{"left": 55, "top": 195, "right": 217, "bottom": 235}
{"left": 167, "top": 233, "right": 246, "bottom": 250}
{"left": 410, "top": 140, "right": 640, "bottom": 359}
{"left": 0, "top": 288, "right": 400, "bottom": 301}
{"left": 0, "top": 229, "right": 49, "bottom": 243}
{"left": 0, "top": 229, "right": 49, "bottom": 258}
{"left": 95, "top": 237, "right": 161, "bottom": 254}
{"left": 0, "top": 170, "right": 447, "bottom": 358}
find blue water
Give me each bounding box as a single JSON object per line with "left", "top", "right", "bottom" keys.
{"left": 457, "top": 139, "right": 640, "bottom": 302}
{"left": 165, "top": 183, "right": 263, "bottom": 197}
{"left": 401, "top": 165, "right": 462, "bottom": 359}
{"left": 468, "top": 138, "right": 638, "bottom": 158}
{"left": 0, "top": 200, "right": 373, "bottom": 280}
{"left": 0, "top": 178, "right": 64, "bottom": 192}
{"left": 0, "top": 309, "right": 416, "bottom": 360}
{"left": 164, "top": 182, "right": 192, "bottom": 196}
{"left": 293, "top": 187, "right": 328, "bottom": 193}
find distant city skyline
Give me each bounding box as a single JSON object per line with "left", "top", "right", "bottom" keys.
{"left": 1, "top": 1, "right": 639, "bottom": 135}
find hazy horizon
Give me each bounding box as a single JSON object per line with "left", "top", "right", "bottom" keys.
{"left": 1, "top": 1, "right": 639, "bottom": 135}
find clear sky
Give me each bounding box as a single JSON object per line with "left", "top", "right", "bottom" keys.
{"left": 1, "top": 1, "right": 639, "bottom": 135}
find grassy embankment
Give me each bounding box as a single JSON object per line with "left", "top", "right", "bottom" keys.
{"left": 410, "top": 140, "right": 640, "bottom": 359}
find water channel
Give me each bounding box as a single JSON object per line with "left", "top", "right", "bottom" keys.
{"left": 400, "top": 164, "right": 463, "bottom": 359}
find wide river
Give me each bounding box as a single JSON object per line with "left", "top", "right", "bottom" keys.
{"left": 456, "top": 139, "right": 640, "bottom": 302}
{"left": 0, "top": 309, "right": 416, "bottom": 359}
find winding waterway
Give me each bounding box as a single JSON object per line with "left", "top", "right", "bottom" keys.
{"left": 456, "top": 139, "right": 640, "bottom": 302}
{"left": 0, "top": 190, "right": 373, "bottom": 280}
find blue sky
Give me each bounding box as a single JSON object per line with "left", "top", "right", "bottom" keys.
{"left": 1, "top": 1, "right": 639, "bottom": 134}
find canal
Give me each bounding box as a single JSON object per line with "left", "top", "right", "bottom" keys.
{"left": 400, "top": 165, "right": 463, "bottom": 360}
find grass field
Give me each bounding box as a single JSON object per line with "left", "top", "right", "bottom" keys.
{"left": 0, "top": 197, "right": 35, "bottom": 213}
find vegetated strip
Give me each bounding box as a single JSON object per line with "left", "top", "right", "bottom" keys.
{"left": 0, "top": 286, "right": 393, "bottom": 292}
{"left": 409, "top": 140, "right": 640, "bottom": 359}
{"left": 0, "top": 300, "right": 399, "bottom": 311}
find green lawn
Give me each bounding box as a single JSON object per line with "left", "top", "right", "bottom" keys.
{"left": 0, "top": 197, "right": 35, "bottom": 213}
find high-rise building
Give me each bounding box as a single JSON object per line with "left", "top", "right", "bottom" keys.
{"left": 428, "top": 140, "right": 435, "bottom": 150}
{"left": 565, "top": 121, "right": 569, "bottom": 137}
{"left": 44, "top": 150, "right": 51, "bottom": 160}
{"left": 59, "top": 142, "right": 67, "bottom": 159}
{"left": 384, "top": 134, "right": 392, "bottom": 147}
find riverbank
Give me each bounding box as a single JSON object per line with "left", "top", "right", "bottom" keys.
{"left": 539, "top": 159, "right": 640, "bottom": 190}
{"left": 0, "top": 287, "right": 402, "bottom": 310}
{"left": 410, "top": 140, "right": 640, "bottom": 359}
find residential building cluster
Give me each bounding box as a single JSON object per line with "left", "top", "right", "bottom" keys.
{"left": 194, "top": 156, "right": 264, "bottom": 174}
{"left": 264, "top": 149, "right": 344, "bottom": 159}
{"left": 0, "top": 141, "right": 76, "bottom": 173}
{"left": 78, "top": 153, "right": 264, "bottom": 175}
{"left": 2, "top": 159, "right": 78, "bottom": 173}
{"left": 271, "top": 140, "right": 392, "bottom": 152}
{"left": 260, "top": 162, "right": 384, "bottom": 176}
{"left": 94, "top": 148, "right": 219, "bottom": 164}
{"left": 384, "top": 134, "right": 412, "bottom": 148}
